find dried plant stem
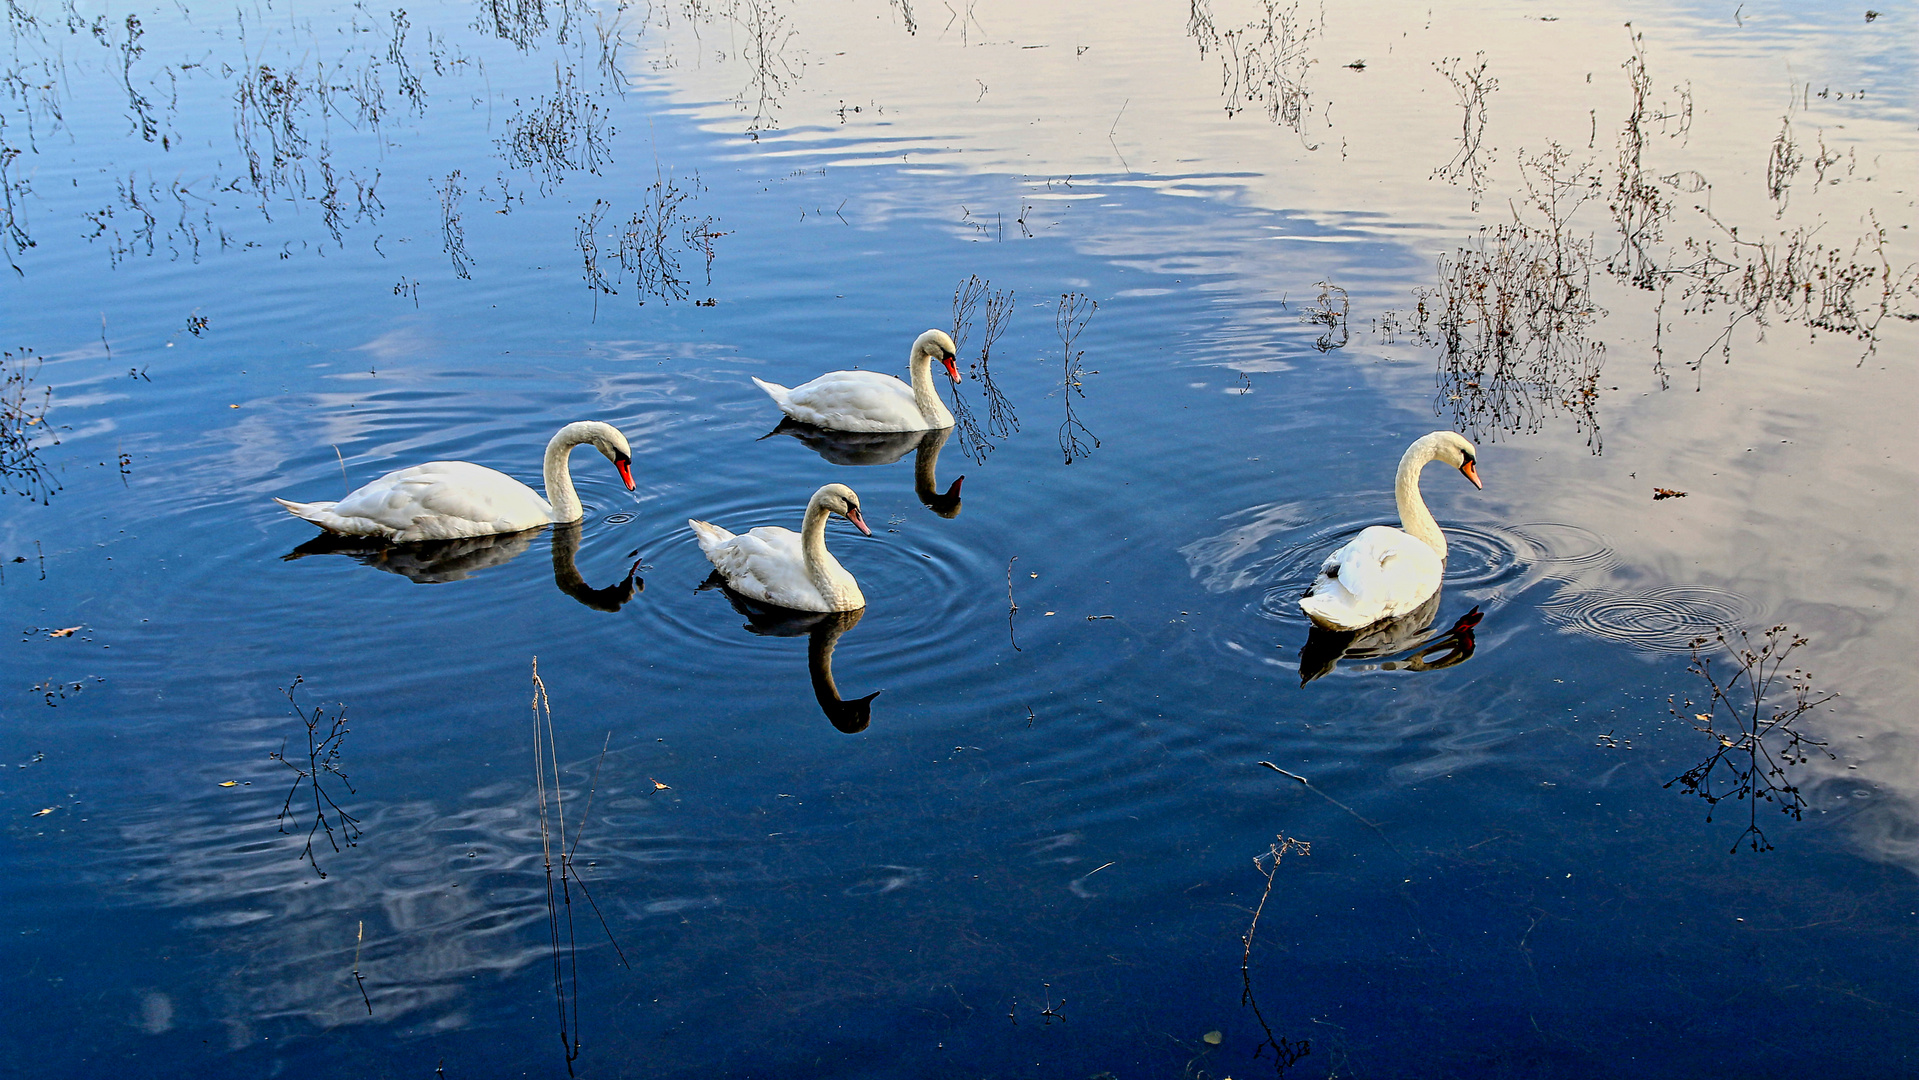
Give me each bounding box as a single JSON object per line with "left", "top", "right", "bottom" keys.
{"left": 1242, "top": 836, "right": 1312, "bottom": 1074}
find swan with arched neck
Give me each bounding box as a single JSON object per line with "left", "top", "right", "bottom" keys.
{"left": 688, "top": 483, "right": 871, "bottom": 612}
{"left": 751, "top": 329, "right": 961, "bottom": 432}
{"left": 1299, "top": 431, "right": 1482, "bottom": 631}
{"left": 273, "top": 421, "right": 635, "bottom": 542}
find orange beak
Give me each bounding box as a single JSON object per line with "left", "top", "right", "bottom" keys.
{"left": 616, "top": 458, "right": 636, "bottom": 491}
{"left": 940, "top": 355, "right": 961, "bottom": 383}
{"left": 845, "top": 506, "right": 872, "bottom": 536}
{"left": 1460, "top": 460, "right": 1482, "bottom": 490}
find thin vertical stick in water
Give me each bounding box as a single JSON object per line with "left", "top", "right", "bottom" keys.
{"left": 1005, "top": 556, "right": 1020, "bottom": 652}
{"left": 352, "top": 919, "right": 372, "bottom": 1015}
{"left": 531, "top": 658, "right": 581, "bottom": 1074}
{"left": 563, "top": 731, "right": 631, "bottom": 970}
{"left": 1242, "top": 836, "right": 1312, "bottom": 1074}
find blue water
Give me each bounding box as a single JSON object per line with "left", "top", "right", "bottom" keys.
{"left": 2, "top": 2, "right": 1915, "bottom": 1077}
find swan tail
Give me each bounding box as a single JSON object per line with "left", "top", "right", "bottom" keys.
{"left": 750, "top": 376, "right": 792, "bottom": 408}
{"left": 1299, "top": 589, "right": 1370, "bottom": 632}
{"left": 273, "top": 496, "right": 394, "bottom": 538}
{"left": 274, "top": 496, "right": 336, "bottom": 519}
{"left": 687, "top": 518, "right": 736, "bottom": 555}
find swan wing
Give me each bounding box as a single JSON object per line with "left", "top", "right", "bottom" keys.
{"left": 764, "top": 370, "right": 926, "bottom": 432}
{"left": 691, "top": 523, "right": 830, "bottom": 609}
{"left": 305, "top": 461, "right": 550, "bottom": 541}
{"left": 1299, "top": 526, "right": 1443, "bottom": 630}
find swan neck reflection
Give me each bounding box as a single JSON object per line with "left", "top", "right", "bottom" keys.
{"left": 913, "top": 427, "right": 964, "bottom": 518}
{"left": 282, "top": 522, "right": 641, "bottom": 612}
{"left": 550, "top": 520, "right": 643, "bottom": 612}
{"left": 700, "top": 572, "right": 878, "bottom": 732}
{"left": 807, "top": 609, "right": 878, "bottom": 734}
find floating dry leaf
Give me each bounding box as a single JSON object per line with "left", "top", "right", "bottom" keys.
{"left": 1203, "top": 1030, "right": 1224, "bottom": 1045}
{"left": 1653, "top": 487, "right": 1687, "bottom": 500}
{"left": 218, "top": 780, "right": 239, "bottom": 787}
{"left": 47, "top": 626, "right": 82, "bottom": 638}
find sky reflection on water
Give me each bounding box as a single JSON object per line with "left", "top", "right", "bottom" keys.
{"left": 1, "top": 0, "right": 1915, "bottom": 1076}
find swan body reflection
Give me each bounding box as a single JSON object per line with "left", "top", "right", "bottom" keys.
{"left": 1300, "top": 431, "right": 1482, "bottom": 631}
{"left": 701, "top": 574, "right": 878, "bottom": 733}
{"left": 1299, "top": 598, "right": 1482, "bottom": 684}
{"left": 689, "top": 484, "right": 872, "bottom": 612}
{"left": 763, "top": 420, "right": 964, "bottom": 517}
{"left": 281, "top": 521, "right": 643, "bottom": 611}
{"left": 751, "top": 329, "right": 961, "bottom": 432}
{"left": 274, "top": 420, "right": 636, "bottom": 541}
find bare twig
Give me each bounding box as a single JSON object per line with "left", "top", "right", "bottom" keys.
{"left": 1242, "top": 836, "right": 1312, "bottom": 1074}
{"left": 269, "top": 676, "right": 361, "bottom": 879}
{"left": 352, "top": 919, "right": 372, "bottom": 1015}
{"left": 1054, "top": 292, "right": 1099, "bottom": 464}
{"left": 1005, "top": 556, "right": 1020, "bottom": 652}
{"left": 1664, "top": 626, "right": 1836, "bottom": 852}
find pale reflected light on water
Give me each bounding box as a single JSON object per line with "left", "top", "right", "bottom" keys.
{"left": 0, "top": 0, "right": 1914, "bottom": 1076}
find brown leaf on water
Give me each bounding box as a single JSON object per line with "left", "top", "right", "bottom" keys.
{"left": 1653, "top": 487, "right": 1687, "bottom": 500}
{"left": 218, "top": 781, "right": 239, "bottom": 787}
{"left": 47, "top": 626, "right": 83, "bottom": 638}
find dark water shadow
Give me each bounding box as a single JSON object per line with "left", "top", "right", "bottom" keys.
{"left": 282, "top": 521, "right": 642, "bottom": 611}
{"left": 760, "top": 420, "right": 963, "bottom": 518}
{"left": 697, "top": 570, "right": 878, "bottom": 733}
{"left": 1298, "top": 594, "right": 1483, "bottom": 685}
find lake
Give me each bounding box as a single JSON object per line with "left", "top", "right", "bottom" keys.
{"left": 1, "top": 0, "right": 1915, "bottom": 1076}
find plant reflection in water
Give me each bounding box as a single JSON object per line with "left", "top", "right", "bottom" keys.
{"left": 281, "top": 521, "right": 643, "bottom": 611}
{"left": 1664, "top": 625, "right": 1836, "bottom": 853}
{"left": 698, "top": 573, "right": 878, "bottom": 733}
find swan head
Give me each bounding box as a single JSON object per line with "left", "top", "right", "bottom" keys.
{"left": 811, "top": 482, "right": 872, "bottom": 536}
{"left": 914, "top": 329, "right": 962, "bottom": 384}
{"left": 560, "top": 421, "right": 636, "bottom": 491}
{"left": 1419, "top": 430, "right": 1482, "bottom": 489}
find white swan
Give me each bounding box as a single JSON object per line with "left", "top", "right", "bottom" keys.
{"left": 1299, "top": 431, "right": 1482, "bottom": 631}
{"left": 689, "top": 483, "right": 871, "bottom": 612}
{"left": 751, "top": 329, "right": 961, "bottom": 432}
{"left": 274, "top": 421, "right": 636, "bottom": 542}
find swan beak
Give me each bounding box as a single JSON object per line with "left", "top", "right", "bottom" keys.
{"left": 941, "top": 355, "right": 962, "bottom": 383}
{"left": 1460, "top": 460, "right": 1482, "bottom": 489}
{"left": 615, "top": 457, "right": 636, "bottom": 491}
{"left": 844, "top": 506, "right": 873, "bottom": 536}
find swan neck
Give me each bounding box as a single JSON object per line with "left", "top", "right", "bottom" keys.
{"left": 908, "top": 347, "right": 945, "bottom": 425}
{"left": 800, "top": 499, "right": 838, "bottom": 598}
{"left": 1395, "top": 441, "right": 1447, "bottom": 560}
{"left": 542, "top": 429, "right": 587, "bottom": 523}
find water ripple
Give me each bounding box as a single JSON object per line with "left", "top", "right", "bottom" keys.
{"left": 1541, "top": 584, "right": 1764, "bottom": 652}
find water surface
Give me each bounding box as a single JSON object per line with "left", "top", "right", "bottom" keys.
{"left": 2, "top": 1, "right": 1915, "bottom": 1076}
